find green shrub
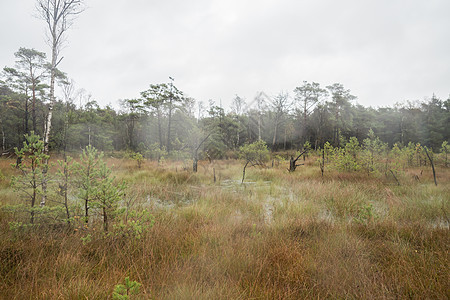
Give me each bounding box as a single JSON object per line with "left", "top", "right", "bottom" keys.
{"left": 112, "top": 277, "right": 141, "bottom": 299}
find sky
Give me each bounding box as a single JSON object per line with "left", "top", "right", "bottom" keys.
{"left": 1, "top": 0, "right": 449, "bottom": 110}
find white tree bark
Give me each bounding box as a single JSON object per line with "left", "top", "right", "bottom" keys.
{"left": 36, "top": 0, "right": 84, "bottom": 153}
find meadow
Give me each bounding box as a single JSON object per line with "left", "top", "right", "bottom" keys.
{"left": 0, "top": 154, "right": 448, "bottom": 299}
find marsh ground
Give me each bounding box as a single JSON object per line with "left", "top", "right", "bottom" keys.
{"left": 0, "top": 156, "right": 448, "bottom": 299}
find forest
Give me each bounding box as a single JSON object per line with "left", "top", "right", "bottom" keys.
{"left": 0, "top": 0, "right": 449, "bottom": 299}
{"left": 1, "top": 59, "right": 449, "bottom": 156}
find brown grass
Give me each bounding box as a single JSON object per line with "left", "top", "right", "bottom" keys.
{"left": 0, "top": 156, "right": 449, "bottom": 299}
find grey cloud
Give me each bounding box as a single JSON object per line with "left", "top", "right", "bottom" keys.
{"left": 1, "top": 0, "right": 449, "bottom": 109}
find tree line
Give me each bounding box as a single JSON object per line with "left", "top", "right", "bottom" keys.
{"left": 1, "top": 65, "right": 449, "bottom": 159}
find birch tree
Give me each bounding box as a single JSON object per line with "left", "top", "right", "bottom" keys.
{"left": 36, "top": 0, "right": 84, "bottom": 153}
{"left": 270, "top": 92, "right": 290, "bottom": 150}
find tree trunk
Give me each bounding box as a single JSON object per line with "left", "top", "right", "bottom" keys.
{"left": 334, "top": 106, "right": 340, "bottom": 146}
{"left": 41, "top": 40, "right": 57, "bottom": 208}
{"left": 193, "top": 156, "right": 198, "bottom": 172}
{"left": 31, "top": 179, "right": 36, "bottom": 224}
{"left": 288, "top": 150, "right": 307, "bottom": 172}
{"left": 242, "top": 160, "right": 250, "bottom": 184}
{"left": 127, "top": 116, "right": 135, "bottom": 150}
{"left": 303, "top": 99, "right": 307, "bottom": 143}
{"left": 63, "top": 157, "right": 71, "bottom": 224}
{"left": 258, "top": 113, "right": 261, "bottom": 140}
{"left": 320, "top": 148, "right": 325, "bottom": 178}
{"left": 193, "top": 133, "right": 211, "bottom": 173}
{"left": 167, "top": 99, "right": 173, "bottom": 153}
{"left": 44, "top": 41, "right": 57, "bottom": 154}
{"left": 272, "top": 116, "right": 278, "bottom": 150}
{"left": 103, "top": 206, "right": 108, "bottom": 232}
{"left": 24, "top": 96, "right": 29, "bottom": 134}
{"left": 389, "top": 170, "right": 400, "bottom": 186}
{"left": 32, "top": 87, "right": 37, "bottom": 133}
{"left": 30, "top": 73, "right": 38, "bottom": 134}
{"left": 289, "top": 156, "right": 296, "bottom": 172}
{"left": 1, "top": 128, "right": 5, "bottom": 152}
{"left": 157, "top": 108, "right": 163, "bottom": 150}
{"left": 424, "top": 148, "right": 437, "bottom": 186}
{"left": 84, "top": 196, "right": 89, "bottom": 223}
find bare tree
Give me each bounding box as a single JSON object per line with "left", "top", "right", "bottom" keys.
{"left": 288, "top": 149, "right": 307, "bottom": 172}
{"left": 231, "top": 94, "right": 246, "bottom": 148}
{"left": 193, "top": 132, "right": 211, "bottom": 172}
{"left": 270, "top": 91, "right": 290, "bottom": 150}
{"left": 247, "top": 91, "right": 268, "bottom": 141}
{"left": 36, "top": 0, "right": 84, "bottom": 153}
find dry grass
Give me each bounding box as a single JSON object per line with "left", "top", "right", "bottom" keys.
{"left": 0, "top": 155, "right": 449, "bottom": 299}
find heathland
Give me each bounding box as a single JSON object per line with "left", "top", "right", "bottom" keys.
{"left": 0, "top": 147, "right": 448, "bottom": 299}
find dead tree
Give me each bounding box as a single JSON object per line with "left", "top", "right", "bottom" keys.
{"left": 288, "top": 149, "right": 307, "bottom": 172}
{"left": 424, "top": 147, "right": 437, "bottom": 186}
{"left": 319, "top": 147, "right": 325, "bottom": 178}
{"left": 193, "top": 133, "right": 211, "bottom": 172}
{"left": 389, "top": 170, "right": 401, "bottom": 186}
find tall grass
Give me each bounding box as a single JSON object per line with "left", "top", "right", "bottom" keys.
{"left": 0, "top": 156, "right": 448, "bottom": 299}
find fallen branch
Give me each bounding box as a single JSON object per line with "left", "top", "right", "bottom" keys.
{"left": 389, "top": 169, "right": 400, "bottom": 186}
{"left": 424, "top": 147, "right": 437, "bottom": 186}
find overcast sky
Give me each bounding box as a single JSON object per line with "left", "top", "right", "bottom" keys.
{"left": 1, "top": 0, "right": 449, "bottom": 110}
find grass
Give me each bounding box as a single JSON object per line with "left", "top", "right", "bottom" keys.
{"left": 0, "top": 155, "right": 449, "bottom": 299}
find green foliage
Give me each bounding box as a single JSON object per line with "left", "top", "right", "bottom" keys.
{"left": 80, "top": 233, "right": 92, "bottom": 245}
{"left": 73, "top": 145, "right": 104, "bottom": 223}
{"left": 239, "top": 140, "right": 270, "bottom": 164}
{"left": 361, "top": 129, "right": 388, "bottom": 174}
{"left": 402, "top": 142, "right": 415, "bottom": 167}
{"left": 333, "top": 137, "right": 361, "bottom": 171}
{"left": 396, "top": 142, "right": 429, "bottom": 168}
{"left": 323, "top": 141, "right": 334, "bottom": 162}
{"left": 413, "top": 143, "right": 427, "bottom": 166}
{"left": 8, "top": 221, "right": 34, "bottom": 233}
{"left": 93, "top": 161, "right": 127, "bottom": 232}
{"left": 111, "top": 209, "right": 155, "bottom": 239}
{"left": 354, "top": 202, "right": 378, "bottom": 224}
{"left": 388, "top": 143, "right": 403, "bottom": 172}
{"left": 131, "top": 152, "right": 144, "bottom": 168}
{"left": 11, "top": 132, "right": 50, "bottom": 224}
{"left": 272, "top": 154, "right": 285, "bottom": 167}
{"left": 146, "top": 143, "right": 167, "bottom": 161}
{"left": 53, "top": 156, "right": 75, "bottom": 224}
{"left": 302, "top": 141, "right": 312, "bottom": 159}
{"left": 125, "top": 151, "right": 144, "bottom": 168}
{"left": 112, "top": 277, "right": 141, "bottom": 300}
{"left": 73, "top": 146, "right": 127, "bottom": 231}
